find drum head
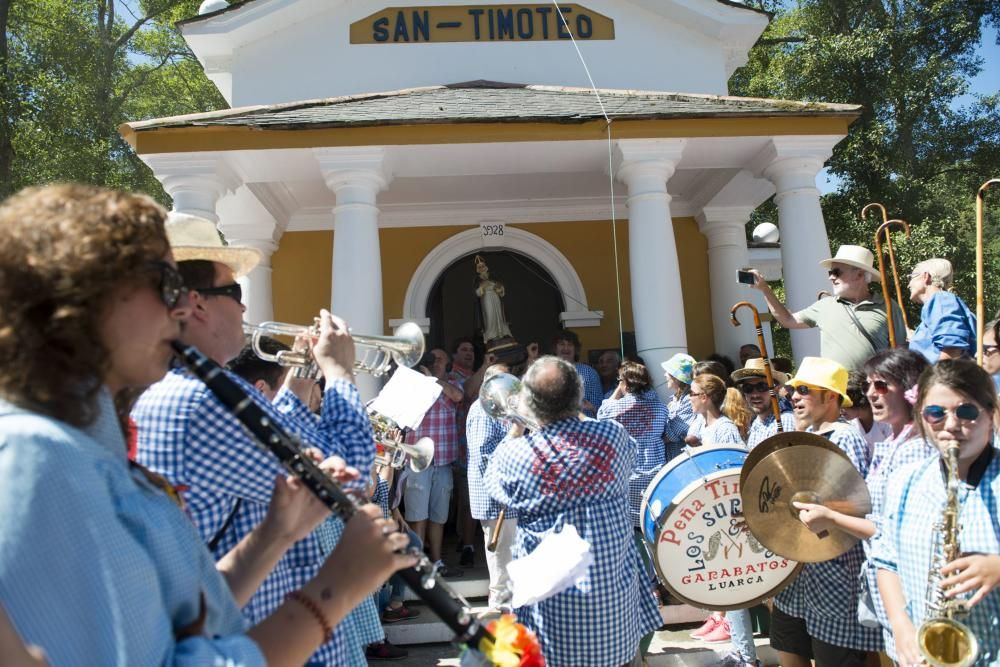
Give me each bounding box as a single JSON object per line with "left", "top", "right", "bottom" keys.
{"left": 650, "top": 469, "right": 801, "bottom": 611}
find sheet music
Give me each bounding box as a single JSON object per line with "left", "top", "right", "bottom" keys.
{"left": 369, "top": 365, "right": 443, "bottom": 430}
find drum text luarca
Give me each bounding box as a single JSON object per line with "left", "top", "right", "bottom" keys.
{"left": 350, "top": 5, "right": 616, "bottom": 44}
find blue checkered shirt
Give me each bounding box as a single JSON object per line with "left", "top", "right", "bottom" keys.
{"left": 860, "top": 425, "right": 936, "bottom": 658}
{"left": 466, "top": 399, "right": 514, "bottom": 521}
{"left": 872, "top": 445, "right": 1000, "bottom": 665}
{"left": 774, "top": 422, "right": 884, "bottom": 651}
{"left": 746, "top": 411, "right": 798, "bottom": 449}
{"left": 664, "top": 391, "right": 695, "bottom": 443}
{"left": 0, "top": 392, "right": 265, "bottom": 666}
{"left": 484, "top": 417, "right": 661, "bottom": 666}
{"left": 686, "top": 414, "right": 744, "bottom": 446}
{"left": 597, "top": 391, "right": 669, "bottom": 527}
{"left": 577, "top": 362, "right": 603, "bottom": 417}
{"left": 133, "top": 368, "right": 378, "bottom": 665}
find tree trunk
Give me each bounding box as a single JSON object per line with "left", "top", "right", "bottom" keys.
{"left": 0, "top": 0, "right": 14, "bottom": 196}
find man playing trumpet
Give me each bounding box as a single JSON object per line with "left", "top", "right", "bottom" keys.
{"left": 132, "top": 213, "right": 384, "bottom": 665}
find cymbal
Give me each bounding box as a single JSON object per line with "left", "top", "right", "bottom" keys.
{"left": 741, "top": 444, "right": 871, "bottom": 563}
{"left": 740, "top": 430, "right": 847, "bottom": 489}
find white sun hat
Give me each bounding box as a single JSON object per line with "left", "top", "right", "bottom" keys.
{"left": 818, "top": 245, "right": 880, "bottom": 282}
{"left": 166, "top": 212, "right": 262, "bottom": 279}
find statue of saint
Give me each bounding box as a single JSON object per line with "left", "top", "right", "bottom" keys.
{"left": 474, "top": 255, "right": 513, "bottom": 343}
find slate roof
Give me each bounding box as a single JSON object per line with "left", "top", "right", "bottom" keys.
{"left": 125, "top": 82, "right": 860, "bottom": 132}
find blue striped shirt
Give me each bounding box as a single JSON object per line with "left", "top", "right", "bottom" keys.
{"left": 466, "top": 399, "right": 514, "bottom": 521}
{"left": 133, "top": 368, "right": 378, "bottom": 665}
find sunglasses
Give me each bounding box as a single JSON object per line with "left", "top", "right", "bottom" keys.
{"left": 196, "top": 282, "right": 243, "bottom": 304}
{"left": 740, "top": 382, "right": 771, "bottom": 394}
{"left": 148, "top": 261, "right": 187, "bottom": 310}
{"left": 787, "top": 384, "right": 822, "bottom": 397}
{"left": 689, "top": 391, "right": 706, "bottom": 397}
{"left": 984, "top": 344, "right": 1000, "bottom": 357}
{"left": 921, "top": 403, "right": 980, "bottom": 424}
{"left": 827, "top": 268, "right": 843, "bottom": 278}
{"left": 864, "top": 379, "right": 890, "bottom": 395}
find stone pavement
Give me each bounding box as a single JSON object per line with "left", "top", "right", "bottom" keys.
{"left": 372, "top": 623, "right": 779, "bottom": 666}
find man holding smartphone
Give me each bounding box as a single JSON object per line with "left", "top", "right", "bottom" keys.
{"left": 746, "top": 245, "right": 906, "bottom": 371}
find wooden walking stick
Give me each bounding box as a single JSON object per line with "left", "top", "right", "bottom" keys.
{"left": 730, "top": 301, "right": 783, "bottom": 431}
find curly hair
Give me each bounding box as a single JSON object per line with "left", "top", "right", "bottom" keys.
{"left": 618, "top": 360, "right": 652, "bottom": 395}
{"left": 0, "top": 184, "right": 170, "bottom": 427}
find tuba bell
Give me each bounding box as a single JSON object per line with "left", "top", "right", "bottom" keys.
{"left": 369, "top": 409, "right": 434, "bottom": 473}
{"left": 243, "top": 320, "right": 425, "bottom": 377}
{"left": 479, "top": 372, "right": 540, "bottom": 431}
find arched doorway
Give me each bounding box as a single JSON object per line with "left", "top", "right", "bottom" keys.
{"left": 426, "top": 251, "right": 564, "bottom": 360}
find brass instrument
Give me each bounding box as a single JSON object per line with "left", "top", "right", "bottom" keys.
{"left": 865, "top": 203, "right": 911, "bottom": 347}
{"left": 243, "top": 320, "right": 425, "bottom": 377}
{"left": 478, "top": 372, "right": 538, "bottom": 552}
{"left": 369, "top": 410, "right": 434, "bottom": 473}
{"left": 730, "top": 301, "right": 783, "bottom": 431}
{"left": 917, "top": 443, "right": 979, "bottom": 667}
{"left": 976, "top": 180, "right": 1000, "bottom": 365}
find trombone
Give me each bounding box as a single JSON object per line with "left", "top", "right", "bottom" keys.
{"left": 243, "top": 320, "right": 425, "bottom": 377}
{"left": 976, "top": 179, "right": 1000, "bottom": 365}
{"left": 864, "top": 203, "right": 911, "bottom": 347}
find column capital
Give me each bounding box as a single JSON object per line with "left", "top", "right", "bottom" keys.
{"left": 696, "top": 207, "right": 753, "bottom": 250}
{"left": 145, "top": 153, "right": 241, "bottom": 222}
{"left": 313, "top": 147, "right": 392, "bottom": 194}
{"left": 750, "top": 136, "right": 835, "bottom": 180}
{"left": 614, "top": 138, "right": 687, "bottom": 183}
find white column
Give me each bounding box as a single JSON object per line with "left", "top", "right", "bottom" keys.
{"left": 616, "top": 139, "right": 687, "bottom": 403}
{"left": 146, "top": 154, "right": 238, "bottom": 223}
{"left": 697, "top": 207, "right": 761, "bottom": 361}
{"left": 758, "top": 140, "right": 833, "bottom": 362}
{"left": 226, "top": 238, "right": 277, "bottom": 324}
{"left": 315, "top": 147, "right": 390, "bottom": 400}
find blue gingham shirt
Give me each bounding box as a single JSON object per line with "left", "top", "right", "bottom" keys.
{"left": 686, "top": 414, "right": 744, "bottom": 446}
{"left": 0, "top": 392, "right": 264, "bottom": 666}
{"left": 746, "top": 411, "right": 798, "bottom": 449}
{"left": 133, "top": 368, "right": 378, "bottom": 665}
{"left": 484, "top": 417, "right": 661, "bottom": 666}
{"left": 873, "top": 445, "right": 1000, "bottom": 665}
{"left": 577, "top": 362, "right": 603, "bottom": 417}
{"left": 664, "top": 391, "right": 695, "bottom": 460}
{"left": 597, "top": 391, "right": 669, "bottom": 527}
{"left": 466, "top": 399, "right": 515, "bottom": 521}
{"left": 774, "top": 423, "right": 884, "bottom": 651}
{"left": 860, "top": 425, "right": 936, "bottom": 658}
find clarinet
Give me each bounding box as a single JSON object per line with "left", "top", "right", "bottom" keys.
{"left": 171, "top": 341, "right": 492, "bottom": 648}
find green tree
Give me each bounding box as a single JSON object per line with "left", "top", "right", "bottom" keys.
{"left": 734, "top": 0, "right": 1000, "bottom": 333}
{"left": 1, "top": 0, "right": 225, "bottom": 200}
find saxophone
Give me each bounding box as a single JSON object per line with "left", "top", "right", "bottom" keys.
{"left": 917, "top": 443, "right": 979, "bottom": 667}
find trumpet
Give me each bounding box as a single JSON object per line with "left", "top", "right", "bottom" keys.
{"left": 369, "top": 410, "right": 434, "bottom": 473}
{"left": 243, "top": 320, "right": 425, "bottom": 377}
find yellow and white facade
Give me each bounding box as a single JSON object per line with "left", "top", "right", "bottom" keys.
{"left": 122, "top": 0, "right": 859, "bottom": 399}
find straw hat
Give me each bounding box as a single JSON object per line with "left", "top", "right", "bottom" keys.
{"left": 731, "top": 357, "right": 790, "bottom": 386}
{"left": 787, "top": 356, "right": 852, "bottom": 408}
{"left": 818, "top": 245, "right": 880, "bottom": 282}
{"left": 166, "top": 212, "right": 262, "bottom": 279}
{"left": 660, "top": 353, "right": 695, "bottom": 385}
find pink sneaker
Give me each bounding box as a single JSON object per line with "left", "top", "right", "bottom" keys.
{"left": 690, "top": 615, "right": 722, "bottom": 638}
{"left": 700, "top": 618, "right": 732, "bottom": 643}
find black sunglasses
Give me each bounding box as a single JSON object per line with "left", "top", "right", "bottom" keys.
{"left": 864, "top": 379, "right": 890, "bottom": 395}
{"left": 740, "top": 382, "right": 771, "bottom": 394}
{"left": 922, "top": 403, "right": 980, "bottom": 424}
{"left": 148, "top": 261, "right": 187, "bottom": 310}
{"left": 827, "top": 268, "right": 843, "bottom": 278}
{"left": 788, "top": 384, "right": 820, "bottom": 396}
{"left": 196, "top": 282, "right": 243, "bottom": 304}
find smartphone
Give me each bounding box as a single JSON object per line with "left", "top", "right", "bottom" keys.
{"left": 737, "top": 270, "right": 756, "bottom": 285}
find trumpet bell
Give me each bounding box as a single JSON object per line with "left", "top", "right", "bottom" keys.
{"left": 407, "top": 437, "right": 435, "bottom": 473}
{"left": 479, "top": 372, "right": 539, "bottom": 430}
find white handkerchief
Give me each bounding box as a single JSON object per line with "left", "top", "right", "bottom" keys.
{"left": 508, "top": 524, "right": 592, "bottom": 608}
{"left": 369, "top": 365, "right": 442, "bottom": 429}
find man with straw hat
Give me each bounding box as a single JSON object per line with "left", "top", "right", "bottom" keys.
{"left": 133, "top": 213, "right": 387, "bottom": 665}
{"left": 731, "top": 357, "right": 797, "bottom": 449}
{"left": 767, "top": 356, "right": 882, "bottom": 667}
{"left": 748, "top": 245, "right": 907, "bottom": 371}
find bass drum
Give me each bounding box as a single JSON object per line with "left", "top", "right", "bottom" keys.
{"left": 640, "top": 447, "right": 801, "bottom": 611}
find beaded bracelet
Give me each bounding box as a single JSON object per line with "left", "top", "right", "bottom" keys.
{"left": 286, "top": 590, "right": 332, "bottom": 643}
